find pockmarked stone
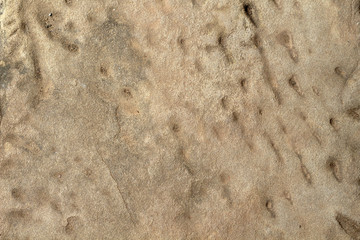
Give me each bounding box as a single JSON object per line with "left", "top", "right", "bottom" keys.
{"left": 0, "top": 0, "right": 359, "bottom": 239}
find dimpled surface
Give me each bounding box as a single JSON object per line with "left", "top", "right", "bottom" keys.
{"left": 0, "top": 0, "right": 360, "bottom": 239}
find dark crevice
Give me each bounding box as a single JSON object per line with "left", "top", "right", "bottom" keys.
{"left": 243, "top": 3, "right": 258, "bottom": 27}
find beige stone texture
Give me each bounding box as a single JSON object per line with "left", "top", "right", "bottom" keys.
{"left": 0, "top": 0, "right": 360, "bottom": 239}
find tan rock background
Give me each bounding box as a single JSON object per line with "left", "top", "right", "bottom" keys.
{"left": 0, "top": 0, "right": 360, "bottom": 239}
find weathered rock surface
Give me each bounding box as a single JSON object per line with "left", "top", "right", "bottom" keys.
{"left": 0, "top": 0, "right": 360, "bottom": 239}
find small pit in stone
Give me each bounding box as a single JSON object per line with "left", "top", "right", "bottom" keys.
{"left": 172, "top": 124, "right": 180, "bottom": 133}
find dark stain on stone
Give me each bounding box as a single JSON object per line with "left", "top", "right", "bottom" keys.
{"left": 0, "top": 64, "right": 12, "bottom": 89}
{"left": 172, "top": 123, "right": 180, "bottom": 133}
{"left": 0, "top": 159, "right": 15, "bottom": 179}
{"left": 219, "top": 172, "right": 230, "bottom": 184}
{"left": 327, "top": 157, "right": 342, "bottom": 182}
{"left": 37, "top": 11, "right": 59, "bottom": 39}
{"left": 100, "top": 66, "right": 108, "bottom": 75}
{"left": 0, "top": 1, "right": 3, "bottom": 15}
{"left": 16, "top": 78, "right": 33, "bottom": 92}
{"left": 243, "top": 3, "right": 258, "bottom": 27}
{"left": 288, "top": 75, "right": 303, "bottom": 96}
{"left": 190, "top": 180, "right": 207, "bottom": 204}
{"left": 329, "top": 117, "right": 339, "bottom": 130}
{"left": 27, "top": 44, "right": 46, "bottom": 108}
{"left": 20, "top": 21, "right": 29, "bottom": 33}
{"left": 63, "top": 42, "right": 79, "bottom": 53}
{"left": 84, "top": 168, "right": 93, "bottom": 178}
{"left": 221, "top": 186, "right": 233, "bottom": 207}
{"left": 232, "top": 111, "right": 239, "bottom": 122}
{"left": 271, "top": 0, "right": 281, "bottom": 9}
{"left": 51, "top": 201, "right": 62, "bottom": 213}
{"left": 178, "top": 36, "right": 186, "bottom": 53}
{"left": 252, "top": 33, "right": 262, "bottom": 51}
{"left": 217, "top": 32, "right": 234, "bottom": 64}
{"left": 301, "top": 163, "right": 312, "bottom": 185}
{"left": 65, "top": 216, "right": 83, "bottom": 234}
{"left": 14, "top": 61, "right": 27, "bottom": 74}
{"left": 335, "top": 66, "right": 346, "bottom": 78}
{"left": 85, "top": 19, "right": 147, "bottom": 89}
{"left": 64, "top": 0, "right": 73, "bottom": 6}
{"left": 65, "top": 21, "right": 75, "bottom": 32}
{"left": 37, "top": 10, "right": 79, "bottom": 54}
{"left": 336, "top": 213, "right": 360, "bottom": 239}
{"left": 30, "top": 47, "right": 42, "bottom": 82}
{"left": 11, "top": 188, "right": 24, "bottom": 201}
{"left": 7, "top": 209, "right": 31, "bottom": 224}
{"left": 239, "top": 78, "right": 247, "bottom": 92}
{"left": 347, "top": 107, "right": 360, "bottom": 121}
{"left": 122, "top": 88, "right": 133, "bottom": 99}
{"left": 86, "top": 14, "right": 95, "bottom": 23}
{"left": 221, "top": 96, "right": 228, "bottom": 109}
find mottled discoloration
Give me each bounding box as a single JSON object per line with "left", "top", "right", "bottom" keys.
{"left": 65, "top": 216, "right": 83, "bottom": 234}
{"left": 336, "top": 213, "right": 360, "bottom": 240}
{"left": 0, "top": 63, "right": 11, "bottom": 88}
{"left": 82, "top": 19, "right": 148, "bottom": 105}
{"left": 7, "top": 209, "right": 32, "bottom": 225}
{"left": 0, "top": 0, "right": 359, "bottom": 239}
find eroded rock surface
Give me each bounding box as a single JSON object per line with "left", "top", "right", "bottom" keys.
{"left": 0, "top": 0, "right": 360, "bottom": 239}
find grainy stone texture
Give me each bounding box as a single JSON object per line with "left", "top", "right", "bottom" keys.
{"left": 0, "top": 0, "right": 360, "bottom": 239}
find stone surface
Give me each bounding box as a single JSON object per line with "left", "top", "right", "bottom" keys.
{"left": 0, "top": 0, "right": 360, "bottom": 239}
